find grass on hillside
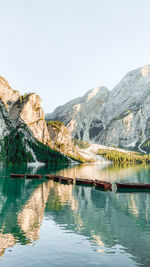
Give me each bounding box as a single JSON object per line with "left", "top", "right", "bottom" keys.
{"left": 73, "top": 138, "right": 90, "bottom": 149}
{"left": 47, "top": 121, "right": 63, "bottom": 130}
{"left": 97, "top": 148, "right": 150, "bottom": 164}
{"left": 140, "top": 140, "right": 150, "bottom": 154}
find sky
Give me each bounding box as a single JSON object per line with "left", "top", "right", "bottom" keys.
{"left": 0, "top": 0, "right": 150, "bottom": 113}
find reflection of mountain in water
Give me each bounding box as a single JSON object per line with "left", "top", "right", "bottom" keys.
{"left": 0, "top": 234, "right": 15, "bottom": 257}
{"left": 45, "top": 169, "right": 150, "bottom": 267}
{"left": 0, "top": 165, "right": 150, "bottom": 266}
{"left": 0, "top": 176, "right": 45, "bottom": 255}
{"left": 17, "top": 182, "right": 51, "bottom": 241}
{"left": 56, "top": 163, "right": 148, "bottom": 183}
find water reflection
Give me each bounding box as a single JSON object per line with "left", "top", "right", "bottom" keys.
{"left": 56, "top": 162, "right": 146, "bottom": 182}
{"left": 0, "top": 164, "right": 150, "bottom": 266}
{"left": 0, "top": 234, "right": 15, "bottom": 257}
{"left": 17, "top": 182, "right": 51, "bottom": 241}
{"left": 45, "top": 181, "right": 150, "bottom": 266}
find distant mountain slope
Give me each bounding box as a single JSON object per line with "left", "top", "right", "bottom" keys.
{"left": 93, "top": 65, "right": 150, "bottom": 151}
{"left": 46, "top": 65, "right": 150, "bottom": 152}
{"left": 46, "top": 86, "right": 109, "bottom": 141}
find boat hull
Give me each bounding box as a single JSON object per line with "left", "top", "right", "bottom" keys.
{"left": 26, "top": 174, "right": 42, "bottom": 179}
{"left": 46, "top": 174, "right": 55, "bottom": 180}
{"left": 46, "top": 175, "right": 74, "bottom": 184}
{"left": 10, "top": 174, "right": 25, "bottom": 178}
{"left": 95, "top": 180, "right": 112, "bottom": 191}
{"left": 60, "top": 177, "right": 74, "bottom": 184}
{"left": 116, "top": 183, "right": 150, "bottom": 190}
{"left": 75, "top": 178, "right": 95, "bottom": 186}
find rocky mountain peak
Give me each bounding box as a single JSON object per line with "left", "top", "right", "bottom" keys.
{"left": 0, "top": 76, "right": 11, "bottom": 88}
{"left": 9, "top": 92, "right": 51, "bottom": 146}
{"left": 140, "top": 65, "right": 150, "bottom": 77}
{"left": 20, "top": 93, "right": 44, "bottom": 125}
{"left": 0, "top": 76, "right": 20, "bottom": 110}
{"left": 46, "top": 86, "right": 109, "bottom": 141}
{"left": 46, "top": 64, "right": 150, "bottom": 152}
{"left": 0, "top": 77, "right": 85, "bottom": 163}
{"left": 92, "top": 65, "right": 150, "bottom": 149}
{"left": 86, "top": 87, "right": 101, "bottom": 102}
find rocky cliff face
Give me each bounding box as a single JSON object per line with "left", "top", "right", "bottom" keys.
{"left": 47, "top": 121, "right": 80, "bottom": 158}
{"left": 92, "top": 65, "right": 150, "bottom": 150}
{"left": 46, "top": 86, "right": 109, "bottom": 141}
{"left": 0, "top": 100, "right": 11, "bottom": 140}
{"left": 10, "top": 93, "right": 51, "bottom": 146}
{"left": 0, "top": 76, "right": 20, "bottom": 110}
{"left": 0, "top": 76, "right": 79, "bottom": 163}
{"left": 0, "top": 77, "right": 19, "bottom": 140}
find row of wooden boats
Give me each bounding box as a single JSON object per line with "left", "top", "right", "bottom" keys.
{"left": 10, "top": 174, "right": 42, "bottom": 179}
{"left": 46, "top": 174, "right": 74, "bottom": 184}
{"left": 10, "top": 173, "right": 112, "bottom": 191}
{"left": 10, "top": 174, "right": 150, "bottom": 192}
{"left": 45, "top": 174, "right": 112, "bottom": 190}
{"left": 45, "top": 175, "right": 150, "bottom": 191}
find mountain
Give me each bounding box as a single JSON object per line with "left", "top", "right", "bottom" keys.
{"left": 46, "top": 65, "right": 150, "bottom": 152}
{"left": 0, "top": 77, "right": 81, "bottom": 164}
{"left": 46, "top": 86, "right": 109, "bottom": 141}
{"left": 93, "top": 65, "right": 150, "bottom": 151}
{"left": 47, "top": 121, "right": 79, "bottom": 157}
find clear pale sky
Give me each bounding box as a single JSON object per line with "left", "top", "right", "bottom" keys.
{"left": 0, "top": 0, "right": 150, "bottom": 113}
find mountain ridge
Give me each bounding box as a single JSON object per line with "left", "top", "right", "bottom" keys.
{"left": 46, "top": 65, "right": 150, "bottom": 152}
{"left": 46, "top": 86, "right": 109, "bottom": 141}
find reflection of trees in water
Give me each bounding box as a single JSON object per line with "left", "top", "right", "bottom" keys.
{"left": 0, "top": 179, "right": 78, "bottom": 257}
{"left": 46, "top": 181, "right": 78, "bottom": 212}
{"left": 0, "top": 178, "right": 45, "bottom": 256}
{"left": 0, "top": 179, "right": 43, "bottom": 231}
{"left": 0, "top": 162, "right": 69, "bottom": 249}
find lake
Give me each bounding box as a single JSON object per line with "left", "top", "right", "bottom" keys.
{"left": 0, "top": 162, "right": 150, "bottom": 266}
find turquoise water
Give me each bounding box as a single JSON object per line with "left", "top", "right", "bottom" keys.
{"left": 0, "top": 163, "right": 150, "bottom": 266}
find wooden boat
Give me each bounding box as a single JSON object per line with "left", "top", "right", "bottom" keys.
{"left": 45, "top": 174, "right": 60, "bottom": 181}
{"left": 46, "top": 174, "right": 55, "bottom": 180}
{"left": 52, "top": 175, "right": 61, "bottom": 182}
{"left": 46, "top": 174, "right": 74, "bottom": 184}
{"left": 60, "top": 176, "right": 74, "bottom": 184}
{"left": 95, "top": 180, "right": 112, "bottom": 190}
{"left": 26, "top": 174, "right": 42, "bottom": 179}
{"left": 75, "top": 178, "right": 95, "bottom": 186}
{"left": 116, "top": 182, "right": 150, "bottom": 190}
{"left": 10, "top": 174, "right": 25, "bottom": 178}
